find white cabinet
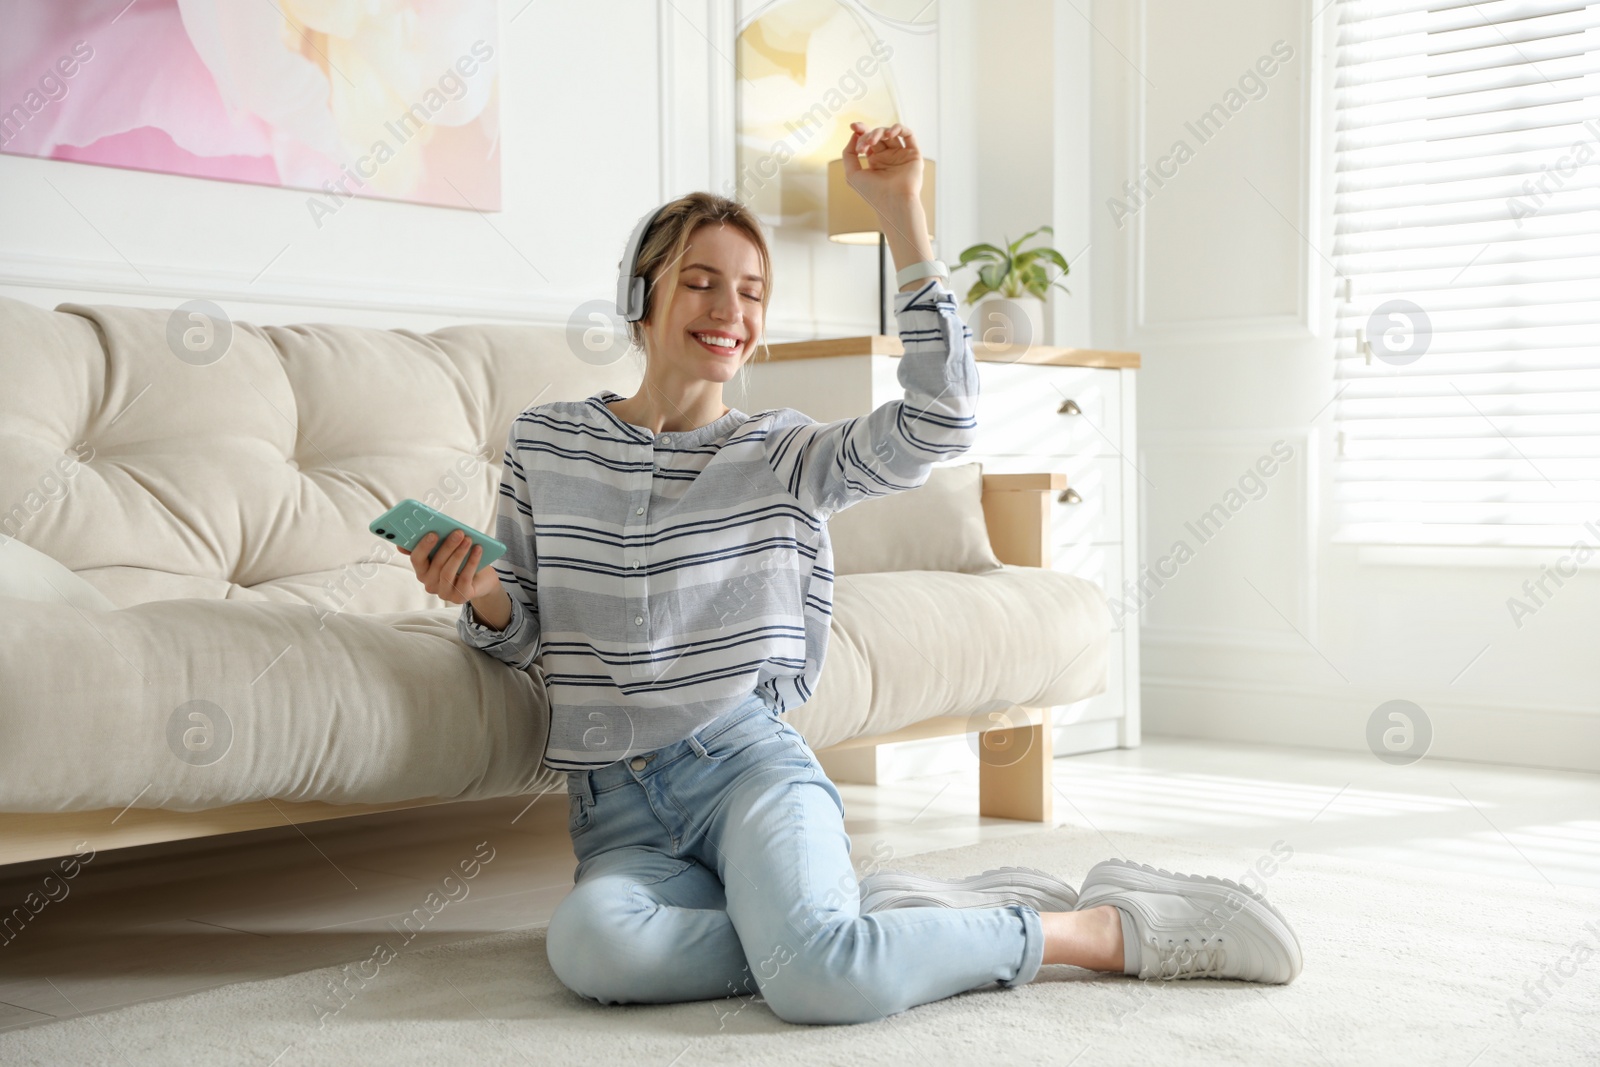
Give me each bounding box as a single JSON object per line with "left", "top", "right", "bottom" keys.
{"left": 959, "top": 362, "right": 1141, "bottom": 757}
{"left": 745, "top": 341, "right": 1141, "bottom": 777}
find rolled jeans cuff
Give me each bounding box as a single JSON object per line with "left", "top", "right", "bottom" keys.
{"left": 999, "top": 903, "right": 1045, "bottom": 988}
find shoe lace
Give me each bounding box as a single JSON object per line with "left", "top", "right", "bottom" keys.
{"left": 1149, "top": 935, "right": 1226, "bottom": 980}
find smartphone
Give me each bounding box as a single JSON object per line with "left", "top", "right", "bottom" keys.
{"left": 370, "top": 498, "right": 507, "bottom": 571}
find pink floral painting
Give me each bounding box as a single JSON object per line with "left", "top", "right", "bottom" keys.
{"left": 0, "top": 0, "right": 501, "bottom": 213}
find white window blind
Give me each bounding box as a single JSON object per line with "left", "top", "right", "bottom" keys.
{"left": 1331, "top": 0, "right": 1600, "bottom": 548}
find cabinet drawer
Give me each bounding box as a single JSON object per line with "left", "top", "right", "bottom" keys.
{"left": 971, "top": 453, "right": 1123, "bottom": 546}
{"left": 973, "top": 363, "right": 1121, "bottom": 458}
{"left": 1050, "top": 538, "right": 1120, "bottom": 587}
{"left": 1050, "top": 455, "right": 1122, "bottom": 546}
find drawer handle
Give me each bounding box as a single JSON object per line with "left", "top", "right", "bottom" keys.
{"left": 1057, "top": 488, "right": 1083, "bottom": 505}
{"left": 1058, "top": 399, "right": 1082, "bottom": 416}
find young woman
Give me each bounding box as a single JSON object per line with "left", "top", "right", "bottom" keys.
{"left": 407, "top": 121, "right": 1302, "bottom": 1025}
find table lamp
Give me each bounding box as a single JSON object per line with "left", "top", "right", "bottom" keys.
{"left": 827, "top": 155, "right": 937, "bottom": 336}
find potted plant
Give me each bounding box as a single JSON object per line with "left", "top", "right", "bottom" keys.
{"left": 952, "top": 225, "right": 1071, "bottom": 348}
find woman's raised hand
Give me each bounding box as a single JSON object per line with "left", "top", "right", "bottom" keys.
{"left": 841, "top": 121, "right": 923, "bottom": 216}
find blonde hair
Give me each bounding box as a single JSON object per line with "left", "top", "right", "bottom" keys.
{"left": 623, "top": 192, "right": 773, "bottom": 377}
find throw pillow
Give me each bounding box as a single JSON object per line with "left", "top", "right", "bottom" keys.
{"left": 827, "top": 460, "right": 1004, "bottom": 576}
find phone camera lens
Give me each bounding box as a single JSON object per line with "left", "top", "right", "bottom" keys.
{"left": 376, "top": 527, "right": 385, "bottom": 534}
{"left": 385, "top": 533, "right": 395, "bottom": 539}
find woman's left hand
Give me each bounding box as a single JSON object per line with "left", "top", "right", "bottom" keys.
{"left": 841, "top": 121, "right": 923, "bottom": 216}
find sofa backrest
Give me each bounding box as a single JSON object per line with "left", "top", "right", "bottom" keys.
{"left": 0, "top": 295, "right": 636, "bottom": 612}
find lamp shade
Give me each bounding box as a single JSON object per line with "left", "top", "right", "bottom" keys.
{"left": 826, "top": 156, "right": 936, "bottom": 244}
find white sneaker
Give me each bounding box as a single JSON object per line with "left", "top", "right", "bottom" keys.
{"left": 1075, "top": 859, "right": 1303, "bottom": 984}
{"left": 859, "top": 866, "right": 1079, "bottom": 913}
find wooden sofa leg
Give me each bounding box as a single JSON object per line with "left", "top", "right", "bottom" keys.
{"left": 977, "top": 712, "right": 1053, "bottom": 822}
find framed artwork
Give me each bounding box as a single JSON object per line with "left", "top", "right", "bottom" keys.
{"left": 0, "top": 0, "right": 501, "bottom": 214}
{"left": 734, "top": 0, "right": 940, "bottom": 231}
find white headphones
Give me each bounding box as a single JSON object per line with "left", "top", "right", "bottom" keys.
{"left": 616, "top": 202, "right": 671, "bottom": 323}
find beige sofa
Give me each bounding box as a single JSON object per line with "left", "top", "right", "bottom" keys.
{"left": 0, "top": 295, "right": 1110, "bottom": 865}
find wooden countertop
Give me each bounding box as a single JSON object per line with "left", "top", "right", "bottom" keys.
{"left": 761, "top": 334, "right": 1141, "bottom": 369}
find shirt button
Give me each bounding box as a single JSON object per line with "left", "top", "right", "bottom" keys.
{"left": 634, "top": 615, "right": 643, "bottom": 625}
{"left": 635, "top": 506, "right": 644, "bottom": 515}
{"left": 632, "top": 560, "right": 641, "bottom": 568}
{"left": 660, "top": 436, "right": 670, "bottom": 445}
{"left": 630, "top": 757, "right": 647, "bottom": 771}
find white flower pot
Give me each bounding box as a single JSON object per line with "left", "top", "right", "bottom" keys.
{"left": 968, "top": 295, "right": 1045, "bottom": 349}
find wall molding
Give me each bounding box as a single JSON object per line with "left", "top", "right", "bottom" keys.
{"left": 1143, "top": 673, "right": 1600, "bottom": 773}
{"left": 1137, "top": 426, "right": 1319, "bottom": 640}
{"left": 1123, "top": 0, "right": 1318, "bottom": 346}
{"left": 657, "top": 0, "right": 676, "bottom": 204}
{"left": 1304, "top": 0, "right": 1334, "bottom": 342}
{"left": 707, "top": 0, "right": 736, "bottom": 194}
{"left": 0, "top": 249, "right": 592, "bottom": 324}
{"left": 658, "top": 0, "right": 737, "bottom": 200}
{"left": 1051, "top": 0, "right": 1092, "bottom": 348}
{"left": 1142, "top": 625, "right": 1307, "bottom": 652}
{"left": 0, "top": 248, "right": 866, "bottom": 339}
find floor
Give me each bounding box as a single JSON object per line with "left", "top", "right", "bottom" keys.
{"left": 2, "top": 737, "right": 1596, "bottom": 1035}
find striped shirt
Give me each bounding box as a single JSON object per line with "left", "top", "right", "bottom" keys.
{"left": 457, "top": 278, "right": 979, "bottom": 770}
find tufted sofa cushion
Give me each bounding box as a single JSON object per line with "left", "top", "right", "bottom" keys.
{"left": 0, "top": 295, "right": 636, "bottom": 610}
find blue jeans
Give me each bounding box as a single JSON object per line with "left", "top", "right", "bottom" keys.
{"left": 544, "top": 691, "right": 1046, "bottom": 1025}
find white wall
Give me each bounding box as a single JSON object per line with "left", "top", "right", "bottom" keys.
{"left": 0, "top": 0, "right": 957, "bottom": 342}
{"left": 966, "top": 0, "right": 1092, "bottom": 348}
{"left": 1090, "top": 0, "right": 1599, "bottom": 771}
{"left": 972, "top": 1, "right": 1052, "bottom": 305}
{"left": 0, "top": 3, "right": 650, "bottom": 332}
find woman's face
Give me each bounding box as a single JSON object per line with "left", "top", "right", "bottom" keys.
{"left": 642, "top": 221, "right": 765, "bottom": 384}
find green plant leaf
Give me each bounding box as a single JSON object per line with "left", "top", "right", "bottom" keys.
{"left": 956, "top": 243, "right": 1006, "bottom": 267}
{"left": 1019, "top": 262, "right": 1050, "bottom": 298}
{"left": 1015, "top": 246, "right": 1070, "bottom": 276}
{"left": 977, "top": 261, "right": 1008, "bottom": 291}
{"left": 956, "top": 225, "right": 1074, "bottom": 301}
{"left": 1007, "top": 226, "right": 1052, "bottom": 254}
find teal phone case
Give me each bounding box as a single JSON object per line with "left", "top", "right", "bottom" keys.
{"left": 370, "top": 498, "right": 508, "bottom": 571}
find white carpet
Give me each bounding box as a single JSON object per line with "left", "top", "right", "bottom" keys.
{"left": 2, "top": 826, "right": 1595, "bottom": 1067}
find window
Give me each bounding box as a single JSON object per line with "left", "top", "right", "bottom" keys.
{"left": 1330, "top": 0, "right": 1600, "bottom": 549}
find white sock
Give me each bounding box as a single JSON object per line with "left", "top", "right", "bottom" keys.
{"left": 1117, "top": 906, "right": 1139, "bottom": 975}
